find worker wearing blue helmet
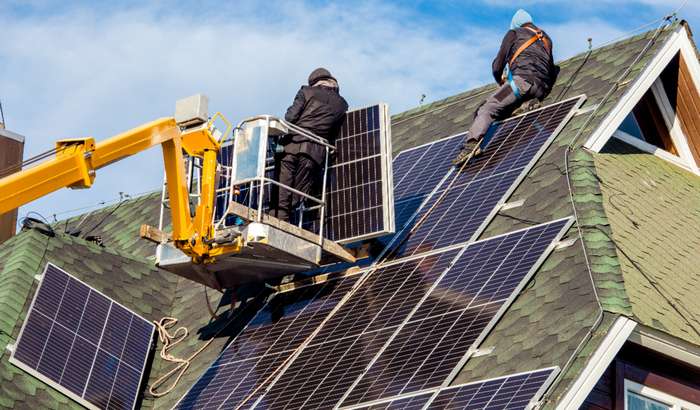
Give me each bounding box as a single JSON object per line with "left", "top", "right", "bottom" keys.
{"left": 454, "top": 9, "right": 558, "bottom": 166}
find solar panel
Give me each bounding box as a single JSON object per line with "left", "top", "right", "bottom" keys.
{"left": 339, "top": 218, "right": 571, "bottom": 406}
{"left": 10, "top": 263, "right": 154, "bottom": 410}
{"left": 391, "top": 134, "right": 464, "bottom": 232}
{"left": 343, "top": 367, "right": 558, "bottom": 409}
{"left": 174, "top": 274, "right": 360, "bottom": 409}
{"left": 426, "top": 367, "right": 558, "bottom": 409}
{"left": 312, "top": 249, "right": 460, "bottom": 344}
{"left": 310, "top": 104, "right": 394, "bottom": 243}
{"left": 386, "top": 96, "right": 584, "bottom": 260}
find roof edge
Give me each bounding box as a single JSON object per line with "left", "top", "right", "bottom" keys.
{"left": 554, "top": 315, "right": 636, "bottom": 410}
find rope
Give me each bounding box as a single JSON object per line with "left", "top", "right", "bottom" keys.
{"left": 150, "top": 283, "right": 248, "bottom": 397}
{"left": 149, "top": 317, "right": 204, "bottom": 398}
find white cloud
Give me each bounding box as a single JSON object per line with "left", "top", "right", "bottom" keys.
{"left": 1, "top": 1, "right": 498, "bottom": 221}
{"left": 0, "top": 0, "right": 679, "bottom": 223}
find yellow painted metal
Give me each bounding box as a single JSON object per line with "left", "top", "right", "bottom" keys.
{"left": 0, "top": 138, "right": 95, "bottom": 214}
{"left": 91, "top": 118, "right": 179, "bottom": 168}
{"left": 180, "top": 124, "right": 219, "bottom": 156}
{"left": 161, "top": 137, "right": 193, "bottom": 242}
{"left": 209, "top": 112, "right": 233, "bottom": 144}
{"left": 0, "top": 112, "right": 244, "bottom": 269}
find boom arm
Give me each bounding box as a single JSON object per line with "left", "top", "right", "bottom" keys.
{"left": 0, "top": 111, "right": 241, "bottom": 264}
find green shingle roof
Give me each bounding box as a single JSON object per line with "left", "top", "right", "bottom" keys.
{"left": 595, "top": 138, "right": 700, "bottom": 345}
{"left": 0, "top": 19, "right": 698, "bottom": 409}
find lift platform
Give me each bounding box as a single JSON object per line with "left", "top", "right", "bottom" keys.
{"left": 155, "top": 202, "right": 356, "bottom": 289}
{"left": 153, "top": 107, "right": 394, "bottom": 290}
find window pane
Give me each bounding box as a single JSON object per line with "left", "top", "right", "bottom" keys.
{"left": 628, "top": 391, "right": 671, "bottom": 410}
{"left": 619, "top": 113, "right": 646, "bottom": 141}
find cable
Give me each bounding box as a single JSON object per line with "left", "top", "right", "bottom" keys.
{"left": 79, "top": 193, "right": 130, "bottom": 239}
{"left": 554, "top": 39, "right": 593, "bottom": 103}
{"left": 541, "top": 16, "right": 673, "bottom": 403}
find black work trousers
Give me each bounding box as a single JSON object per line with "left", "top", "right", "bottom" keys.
{"left": 273, "top": 152, "right": 321, "bottom": 223}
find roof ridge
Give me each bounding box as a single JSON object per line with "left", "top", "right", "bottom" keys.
{"left": 49, "top": 230, "right": 158, "bottom": 267}
{"left": 391, "top": 21, "right": 681, "bottom": 125}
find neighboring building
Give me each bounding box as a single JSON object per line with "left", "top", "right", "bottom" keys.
{"left": 0, "top": 20, "right": 699, "bottom": 410}
{"left": 0, "top": 124, "right": 25, "bottom": 245}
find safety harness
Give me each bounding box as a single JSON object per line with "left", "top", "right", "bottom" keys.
{"left": 506, "top": 26, "right": 551, "bottom": 99}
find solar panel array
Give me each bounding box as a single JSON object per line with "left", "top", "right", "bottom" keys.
{"left": 174, "top": 274, "right": 360, "bottom": 409}
{"left": 11, "top": 264, "right": 154, "bottom": 410}
{"left": 339, "top": 219, "right": 570, "bottom": 407}
{"left": 175, "top": 96, "right": 585, "bottom": 409}
{"left": 257, "top": 251, "right": 460, "bottom": 409}
{"left": 387, "top": 96, "right": 582, "bottom": 259}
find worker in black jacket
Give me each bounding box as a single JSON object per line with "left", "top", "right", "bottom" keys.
{"left": 273, "top": 67, "right": 348, "bottom": 223}
{"left": 453, "top": 9, "right": 557, "bottom": 165}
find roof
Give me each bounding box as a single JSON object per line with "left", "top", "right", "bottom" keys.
{"left": 0, "top": 19, "right": 698, "bottom": 409}
{"left": 595, "top": 138, "right": 700, "bottom": 345}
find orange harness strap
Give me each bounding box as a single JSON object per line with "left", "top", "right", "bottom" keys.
{"left": 509, "top": 26, "right": 551, "bottom": 65}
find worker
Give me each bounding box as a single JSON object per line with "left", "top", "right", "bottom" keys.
{"left": 453, "top": 9, "right": 557, "bottom": 166}
{"left": 272, "top": 67, "right": 348, "bottom": 223}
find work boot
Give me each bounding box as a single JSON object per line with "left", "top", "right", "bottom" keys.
{"left": 452, "top": 134, "right": 483, "bottom": 167}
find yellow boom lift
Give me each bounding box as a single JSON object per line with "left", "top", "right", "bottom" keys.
{"left": 0, "top": 95, "right": 355, "bottom": 288}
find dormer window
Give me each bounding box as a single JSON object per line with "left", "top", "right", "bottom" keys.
{"left": 586, "top": 25, "right": 700, "bottom": 175}
{"left": 617, "top": 88, "right": 679, "bottom": 155}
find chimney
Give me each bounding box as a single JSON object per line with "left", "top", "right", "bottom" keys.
{"left": 0, "top": 123, "right": 25, "bottom": 244}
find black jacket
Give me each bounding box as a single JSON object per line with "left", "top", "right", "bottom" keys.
{"left": 283, "top": 85, "right": 348, "bottom": 164}
{"left": 492, "top": 24, "right": 557, "bottom": 98}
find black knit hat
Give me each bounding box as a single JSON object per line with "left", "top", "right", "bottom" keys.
{"left": 308, "top": 67, "right": 336, "bottom": 85}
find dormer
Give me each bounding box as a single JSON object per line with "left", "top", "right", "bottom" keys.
{"left": 585, "top": 23, "right": 700, "bottom": 175}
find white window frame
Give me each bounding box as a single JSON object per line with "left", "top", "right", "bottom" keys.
{"left": 612, "top": 129, "right": 695, "bottom": 172}
{"left": 624, "top": 379, "right": 700, "bottom": 410}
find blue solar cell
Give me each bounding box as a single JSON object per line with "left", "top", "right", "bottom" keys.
{"left": 393, "top": 133, "right": 465, "bottom": 203}
{"left": 427, "top": 368, "right": 557, "bottom": 409}
{"left": 255, "top": 328, "right": 394, "bottom": 410}
{"left": 340, "top": 219, "right": 571, "bottom": 406}
{"left": 388, "top": 96, "right": 582, "bottom": 260}
{"left": 371, "top": 133, "right": 465, "bottom": 248}
{"left": 10, "top": 264, "right": 154, "bottom": 410}
{"left": 311, "top": 249, "right": 459, "bottom": 345}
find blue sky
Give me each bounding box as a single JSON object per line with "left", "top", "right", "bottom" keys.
{"left": 1, "top": 0, "right": 698, "bottom": 224}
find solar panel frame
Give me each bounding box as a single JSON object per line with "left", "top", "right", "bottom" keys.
{"left": 337, "top": 218, "right": 573, "bottom": 406}
{"left": 9, "top": 263, "right": 154, "bottom": 410}
{"left": 339, "top": 367, "right": 560, "bottom": 410}
{"left": 423, "top": 367, "right": 560, "bottom": 410}
{"left": 378, "top": 95, "right": 586, "bottom": 263}
{"left": 349, "top": 392, "right": 434, "bottom": 410}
